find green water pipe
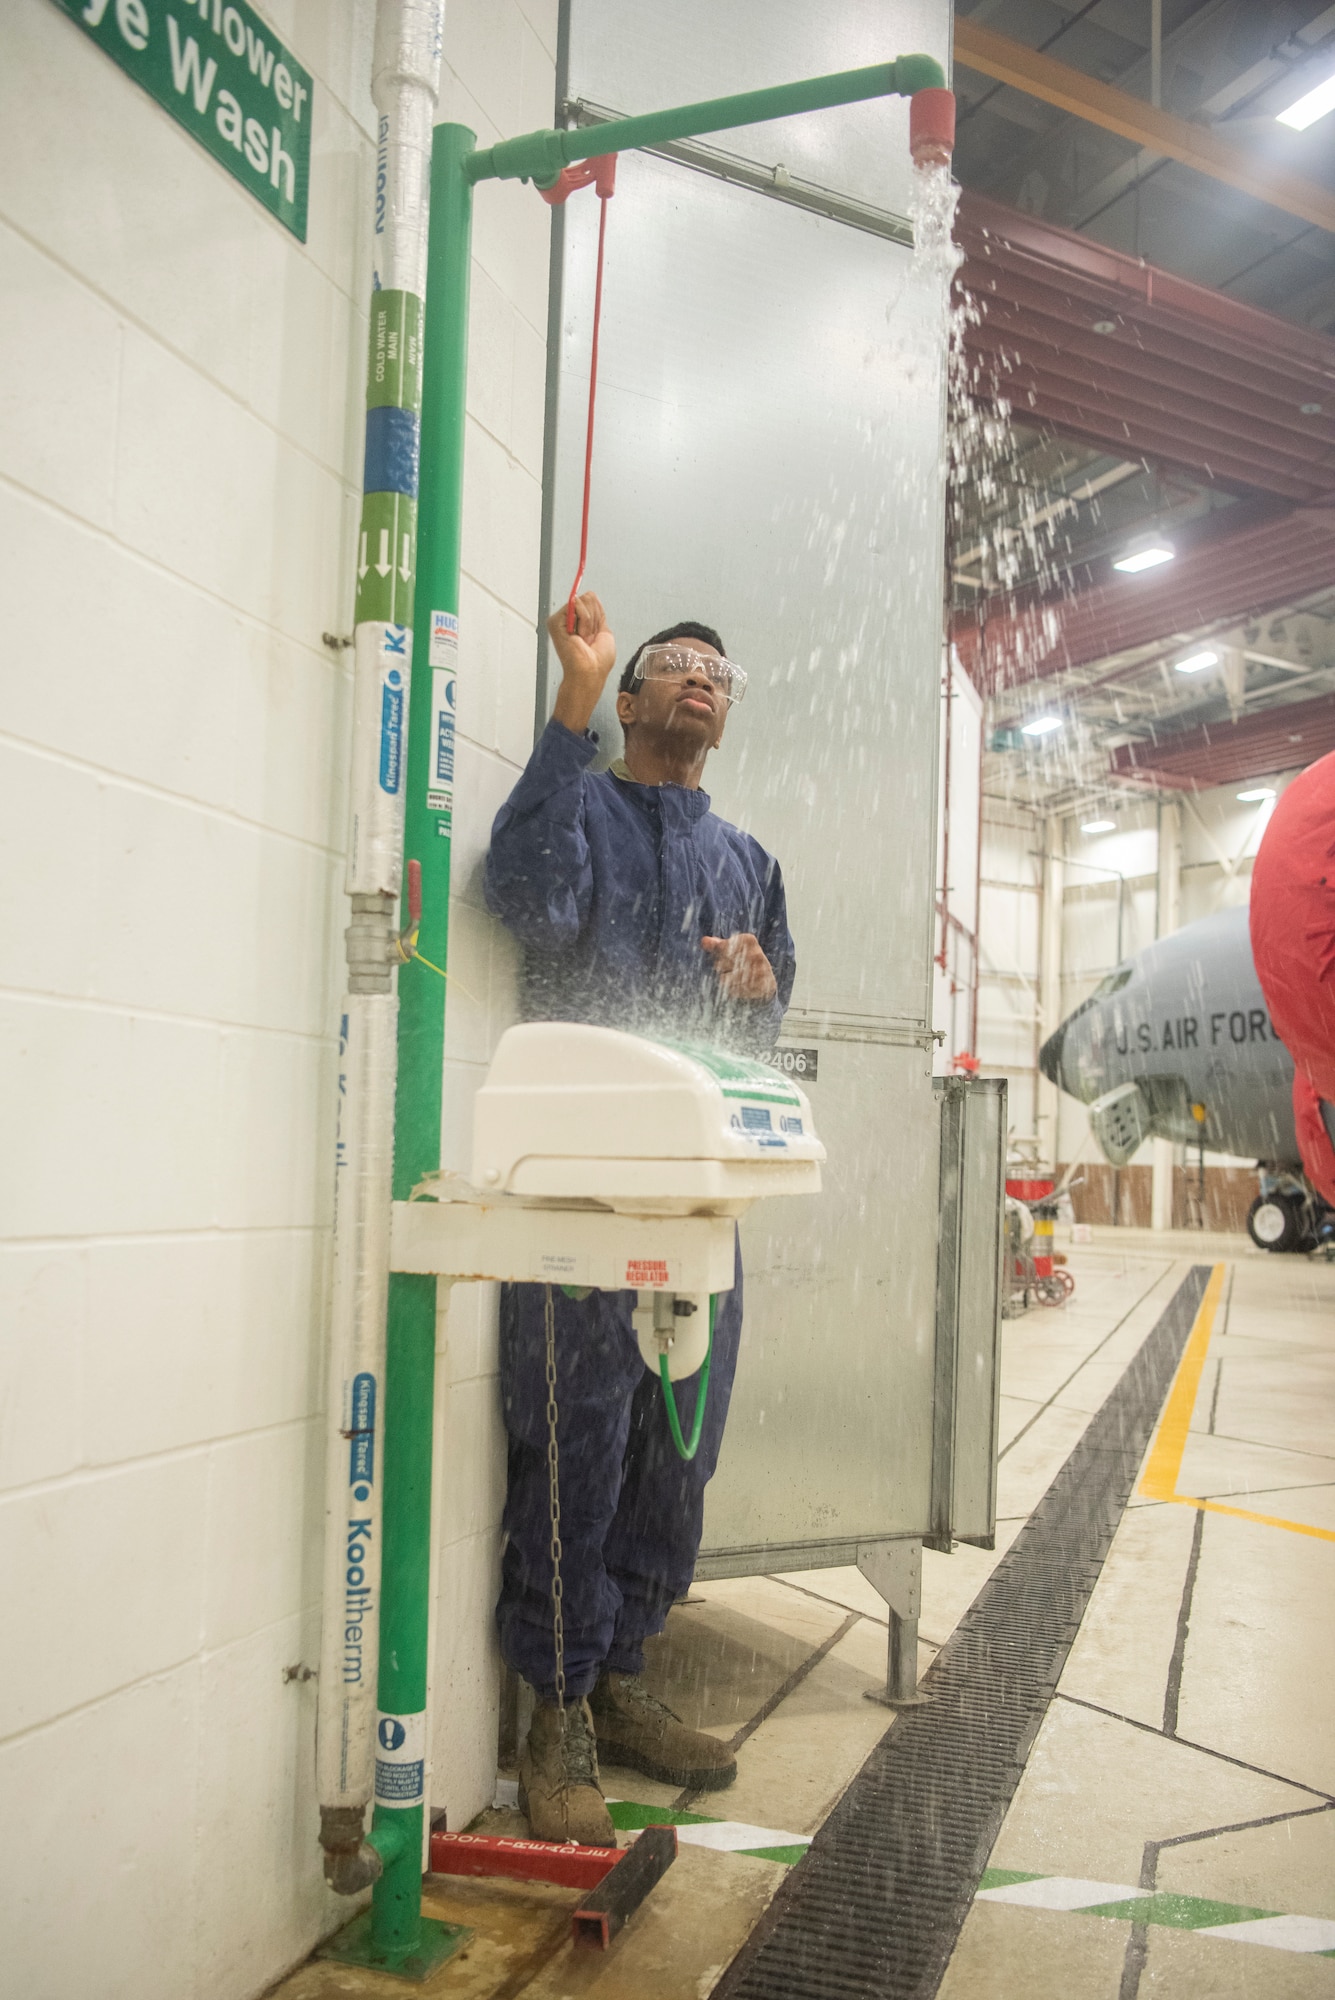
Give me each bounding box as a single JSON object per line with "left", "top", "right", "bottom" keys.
{"left": 659, "top": 1295, "right": 717, "bottom": 1461}
{"left": 366, "top": 122, "right": 474, "bottom": 1974}
{"left": 466, "top": 55, "right": 947, "bottom": 187}
{"left": 364, "top": 52, "right": 949, "bottom": 1974}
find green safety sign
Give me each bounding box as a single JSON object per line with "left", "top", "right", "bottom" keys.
{"left": 54, "top": 0, "right": 312, "bottom": 241}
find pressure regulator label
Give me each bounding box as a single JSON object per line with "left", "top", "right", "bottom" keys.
{"left": 426, "top": 611, "right": 458, "bottom": 824}
{"left": 375, "top": 1709, "right": 426, "bottom": 1809}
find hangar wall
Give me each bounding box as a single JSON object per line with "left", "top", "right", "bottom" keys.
{"left": 0, "top": 2, "right": 554, "bottom": 1992}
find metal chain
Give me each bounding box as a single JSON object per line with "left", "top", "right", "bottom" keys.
{"left": 542, "top": 1284, "right": 570, "bottom": 1836}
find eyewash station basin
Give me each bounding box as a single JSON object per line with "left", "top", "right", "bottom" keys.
{"left": 390, "top": 1022, "right": 824, "bottom": 1380}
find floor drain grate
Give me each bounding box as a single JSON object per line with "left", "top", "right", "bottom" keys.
{"left": 713, "top": 1265, "right": 1212, "bottom": 2000}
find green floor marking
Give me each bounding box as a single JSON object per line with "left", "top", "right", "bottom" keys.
{"left": 607, "top": 1800, "right": 719, "bottom": 1831}
{"left": 605, "top": 1799, "right": 811, "bottom": 1866}
{"left": 976, "top": 1872, "right": 1335, "bottom": 1956}
{"left": 1083, "top": 1893, "right": 1277, "bottom": 1930}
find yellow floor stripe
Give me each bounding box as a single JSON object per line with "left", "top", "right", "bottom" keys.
{"left": 1179, "top": 1494, "right": 1335, "bottom": 1544}
{"left": 1139, "top": 1263, "right": 1335, "bottom": 1545}
{"left": 1139, "top": 1265, "right": 1226, "bottom": 1502}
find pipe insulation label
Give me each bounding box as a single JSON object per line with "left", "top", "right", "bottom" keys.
{"left": 375, "top": 1711, "right": 426, "bottom": 1808}
{"left": 53, "top": 0, "right": 311, "bottom": 241}
{"left": 427, "top": 612, "right": 458, "bottom": 822}
{"left": 341, "top": 1485, "right": 376, "bottom": 1690}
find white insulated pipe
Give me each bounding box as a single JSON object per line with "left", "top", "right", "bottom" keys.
{"left": 317, "top": 0, "right": 445, "bottom": 1866}
{"left": 347, "top": 0, "right": 443, "bottom": 902}
{"left": 318, "top": 997, "right": 398, "bottom": 1813}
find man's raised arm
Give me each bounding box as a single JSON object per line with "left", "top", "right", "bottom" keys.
{"left": 483, "top": 594, "right": 618, "bottom": 950}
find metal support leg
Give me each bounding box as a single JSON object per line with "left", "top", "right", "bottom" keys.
{"left": 857, "top": 1539, "right": 931, "bottom": 1707}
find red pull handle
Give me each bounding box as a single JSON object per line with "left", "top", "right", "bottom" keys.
{"left": 406, "top": 858, "right": 422, "bottom": 926}
{"left": 538, "top": 153, "right": 617, "bottom": 207}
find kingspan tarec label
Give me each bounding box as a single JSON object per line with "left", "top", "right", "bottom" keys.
{"left": 348, "top": 1370, "right": 376, "bottom": 1487}
{"left": 375, "top": 1710, "right": 426, "bottom": 1808}
{"left": 377, "top": 628, "right": 409, "bottom": 794}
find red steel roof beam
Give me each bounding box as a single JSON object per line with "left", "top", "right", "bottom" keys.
{"left": 960, "top": 266, "right": 1335, "bottom": 456}
{"left": 963, "top": 301, "right": 1335, "bottom": 468}
{"left": 956, "top": 192, "right": 1335, "bottom": 383}
{"left": 964, "top": 328, "right": 1325, "bottom": 496}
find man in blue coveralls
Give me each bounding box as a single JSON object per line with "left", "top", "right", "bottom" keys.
{"left": 485, "top": 589, "right": 795, "bottom": 1843}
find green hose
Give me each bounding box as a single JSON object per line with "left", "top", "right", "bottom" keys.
{"left": 659, "top": 1294, "right": 716, "bottom": 1461}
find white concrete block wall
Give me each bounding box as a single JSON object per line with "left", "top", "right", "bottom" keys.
{"left": 975, "top": 808, "right": 1043, "bottom": 1139}
{"left": 0, "top": 0, "right": 554, "bottom": 1990}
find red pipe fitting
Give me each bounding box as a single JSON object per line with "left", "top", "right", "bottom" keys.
{"left": 909, "top": 87, "right": 955, "bottom": 167}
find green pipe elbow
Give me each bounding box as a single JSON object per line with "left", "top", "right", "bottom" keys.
{"left": 894, "top": 54, "right": 947, "bottom": 95}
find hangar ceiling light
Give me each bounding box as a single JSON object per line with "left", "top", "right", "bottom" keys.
{"left": 1277, "top": 69, "right": 1335, "bottom": 132}
{"left": 1113, "top": 537, "right": 1175, "bottom": 574}
{"left": 1021, "top": 714, "right": 1063, "bottom": 735}
{"left": 1174, "top": 650, "right": 1218, "bottom": 674}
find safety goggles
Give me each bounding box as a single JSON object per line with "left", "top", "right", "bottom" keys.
{"left": 632, "top": 644, "right": 747, "bottom": 706}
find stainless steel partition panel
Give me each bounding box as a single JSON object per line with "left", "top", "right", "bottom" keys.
{"left": 930, "top": 1075, "right": 1005, "bottom": 1549}
{"left": 552, "top": 0, "right": 953, "bottom": 1562}
{"left": 704, "top": 1038, "right": 940, "bottom": 1567}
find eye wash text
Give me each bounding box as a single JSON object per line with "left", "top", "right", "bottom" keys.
{"left": 58, "top": 0, "right": 312, "bottom": 239}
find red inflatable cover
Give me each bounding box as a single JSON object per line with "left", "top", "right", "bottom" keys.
{"left": 1250, "top": 751, "right": 1335, "bottom": 1202}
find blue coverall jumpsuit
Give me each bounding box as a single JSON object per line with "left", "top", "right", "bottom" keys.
{"left": 484, "top": 717, "right": 796, "bottom": 1700}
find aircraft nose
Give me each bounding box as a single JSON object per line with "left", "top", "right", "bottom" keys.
{"left": 1038, "top": 1025, "right": 1065, "bottom": 1087}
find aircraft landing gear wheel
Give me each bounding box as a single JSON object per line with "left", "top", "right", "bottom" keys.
{"left": 1247, "top": 1192, "right": 1301, "bottom": 1253}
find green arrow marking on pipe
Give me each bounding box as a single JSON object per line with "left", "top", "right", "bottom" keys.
{"left": 355, "top": 493, "right": 418, "bottom": 626}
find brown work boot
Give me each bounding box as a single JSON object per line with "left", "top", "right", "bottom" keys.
{"left": 518, "top": 1696, "right": 614, "bottom": 1845}
{"left": 589, "top": 1671, "right": 737, "bottom": 1790}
